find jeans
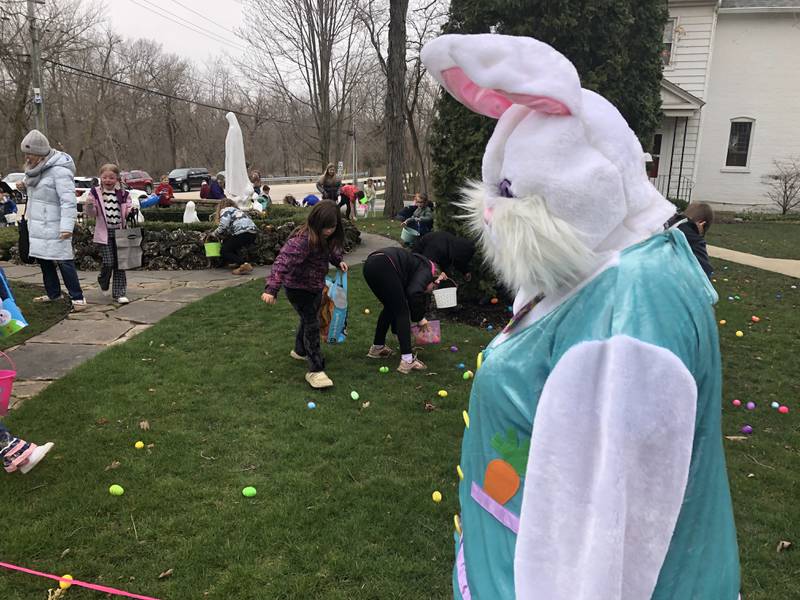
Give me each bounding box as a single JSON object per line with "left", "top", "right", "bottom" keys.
{"left": 337, "top": 196, "right": 352, "bottom": 220}
{"left": 285, "top": 287, "right": 325, "bottom": 372}
{"left": 38, "top": 258, "right": 84, "bottom": 301}
{"left": 221, "top": 232, "right": 256, "bottom": 266}
{"left": 363, "top": 255, "right": 413, "bottom": 355}
{"left": 0, "top": 422, "right": 9, "bottom": 442}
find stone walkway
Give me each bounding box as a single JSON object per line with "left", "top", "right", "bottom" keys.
{"left": 2, "top": 232, "right": 395, "bottom": 409}
{"left": 708, "top": 245, "right": 800, "bottom": 279}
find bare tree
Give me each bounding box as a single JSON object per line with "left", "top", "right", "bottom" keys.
{"left": 242, "top": 0, "right": 369, "bottom": 170}
{"left": 763, "top": 158, "right": 800, "bottom": 215}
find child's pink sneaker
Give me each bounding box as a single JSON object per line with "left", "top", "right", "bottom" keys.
{"left": 2, "top": 435, "right": 54, "bottom": 474}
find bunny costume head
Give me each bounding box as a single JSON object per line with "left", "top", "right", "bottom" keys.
{"left": 422, "top": 34, "right": 675, "bottom": 295}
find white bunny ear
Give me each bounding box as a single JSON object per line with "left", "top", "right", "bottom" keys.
{"left": 421, "top": 34, "right": 583, "bottom": 119}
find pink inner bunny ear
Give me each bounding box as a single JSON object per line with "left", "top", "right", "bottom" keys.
{"left": 441, "top": 67, "right": 572, "bottom": 119}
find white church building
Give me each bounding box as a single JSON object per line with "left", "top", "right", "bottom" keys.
{"left": 650, "top": 0, "right": 800, "bottom": 211}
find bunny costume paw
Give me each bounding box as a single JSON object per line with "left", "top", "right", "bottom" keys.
{"left": 422, "top": 34, "right": 740, "bottom": 600}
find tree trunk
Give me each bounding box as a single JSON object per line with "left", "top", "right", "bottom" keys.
{"left": 405, "top": 107, "right": 428, "bottom": 195}
{"left": 384, "top": 0, "right": 409, "bottom": 217}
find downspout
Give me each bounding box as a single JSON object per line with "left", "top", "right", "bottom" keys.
{"left": 677, "top": 116, "right": 689, "bottom": 201}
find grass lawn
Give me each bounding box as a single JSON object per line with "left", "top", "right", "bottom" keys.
{"left": 356, "top": 216, "right": 405, "bottom": 243}
{"left": 1, "top": 259, "right": 798, "bottom": 599}
{"left": 0, "top": 281, "right": 70, "bottom": 351}
{"left": 0, "top": 227, "right": 19, "bottom": 260}
{"left": 0, "top": 267, "right": 492, "bottom": 599}
{"left": 708, "top": 222, "right": 800, "bottom": 260}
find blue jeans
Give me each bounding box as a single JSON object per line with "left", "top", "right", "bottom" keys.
{"left": 0, "top": 422, "right": 9, "bottom": 443}
{"left": 38, "top": 259, "right": 84, "bottom": 301}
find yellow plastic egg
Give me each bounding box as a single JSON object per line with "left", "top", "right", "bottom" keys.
{"left": 462, "top": 410, "right": 470, "bottom": 428}
{"left": 432, "top": 490, "right": 442, "bottom": 503}
{"left": 59, "top": 575, "right": 73, "bottom": 590}
{"left": 454, "top": 514, "right": 462, "bottom": 536}
{"left": 735, "top": 330, "right": 744, "bottom": 338}
{"left": 438, "top": 390, "right": 448, "bottom": 398}
{"left": 457, "top": 465, "right": 464, "bottom": 481}
{"left": 134, "top": 441, "right": 144, "bottom": 449}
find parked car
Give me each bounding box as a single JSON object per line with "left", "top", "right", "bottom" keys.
{"left": 121, "top": 170, "right": 154, "bottom": 193}
{"left": 74, "top": 176, "right": 99, "bottom": 199}
{"left": 1, "top": 172, "right": 26, "bottom": 203}
{"left": 168, "top": 168, "right": 209, "bottom": 192}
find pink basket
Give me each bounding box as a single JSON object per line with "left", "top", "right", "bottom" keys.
{"left": 0, "top": 351, "right": 17, "bottom": 416}
{"left": 411, "top": 320, "right": 441, "bottom": 346}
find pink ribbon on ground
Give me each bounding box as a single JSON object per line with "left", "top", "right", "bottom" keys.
{"left": 470, "top": 481, "right": 520, "bottom": 534}
{"left": 0, "top": 561, "right": 161, "bottom": 600}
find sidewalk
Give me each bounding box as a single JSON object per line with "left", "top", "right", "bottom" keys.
{"left": 3, "top": 232, "right": 396, "bottom": 409}
{"left": 708, "top": 245, "right": 800, "bottom": 279}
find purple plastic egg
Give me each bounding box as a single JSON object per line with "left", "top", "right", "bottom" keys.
{"left": 450, "top": 346, "right": 459, "bottom": 353}
{"left": 741, "top": 425, "right": 753, "bottom": 435}
{"left": 746, "top": 401, "right": 756, "bottom": 410}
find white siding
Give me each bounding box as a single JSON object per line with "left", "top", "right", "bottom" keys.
{"left": 693, "top": 13, "right": 800, "bottom": 210}
{"left": 664, "top": 6, "right": 717, "bottom": 99}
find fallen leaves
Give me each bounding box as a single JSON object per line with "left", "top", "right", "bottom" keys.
{"left": 725, "top": 436, "right": 749, "bottom": 442}
{"left": 158, "top": 568, "right": 174, "bottom": 579}
{"left": 104, "top": 460, "right": 121, "bottom": 471}
{"left": 96, "top": 417, "right": 110, "bottom": 426}
{"left": 139, "top": 420, "right": 150, "bottom": 431}
{"left": 777, "top": 540, "right": 793, "bottom": 553}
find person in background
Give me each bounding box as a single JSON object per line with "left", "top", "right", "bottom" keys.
{"left": 84, "top": 163, "right": 133, "bottom": 304}
{"left": 363, "top": 246, "right": 446, "bottom": 374}
{"left": 316, "top": 163, "right": 341, "bottom": 202}
{"left": 200, "top": 179, "right": 210, "bottom": 200}
{"left": 208, "top": 198, "right": 257, "bottom": 275}
{"left": 364, "top": 178, "right": 377, "bottom": 216}
{"left": 262, "top": 201, "right": 348, "bottom": 390}
{"left": 402, "top": 192, "right": 434, "bottom": 236}
{"left": 208, "top": 176, "right": 225, "bottom": 200}
{"left": 665, "top": 202, "right": 714, "bottom": 279}
{"left": 284, "top": 194, "right": 299, "bottom": 206}
{"left": 0, "top": 191, "right": 17, "bottom": 226}
{"left": 303, "top": 194, "right": 321, "bottom": 208}
{"left": 250, "top": 171, "right": 262, "bottom": 195}
{"left": 1, "top": 423, "right": 53, "bottom": 474}
{"left": 259, "top": 184, "right": 272, "bottom": 209}
{"left": 338, "top": 183, "right": 365, "bottom": 221}
{"left": 154, "top": 175, "right": 174, "bottom": 207}
{"left": 412, "top": 230, "right": 476, "bottom": 281}
{"left": 17, "top": 129, "right": 86, "bottom": 309}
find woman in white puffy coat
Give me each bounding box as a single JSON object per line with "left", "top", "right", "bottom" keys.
{"left": 18, "top": 130, "right": 85, "bottom": 307}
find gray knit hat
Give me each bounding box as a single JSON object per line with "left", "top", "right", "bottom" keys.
{"left": 20, "top": 129, "right": 51, "bottom": 156}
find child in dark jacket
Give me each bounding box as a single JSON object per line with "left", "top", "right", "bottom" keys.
{"left": 667, "top": 202, "right": 714, "bottom": 278}
{"left": 363, "top": 246, "right": 446, "bottom": 373}
{"left": 262, "top": 200, "right": 348, "bottom": 389}
{"left": 412, "top": 230, "right": 476, "bottom": 280}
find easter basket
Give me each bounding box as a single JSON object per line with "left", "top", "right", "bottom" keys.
{"left": 411, "top": 320, "right": 441, "bottom": 346}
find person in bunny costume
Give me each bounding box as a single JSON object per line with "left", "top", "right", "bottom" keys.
{"left": 421, "top": 34, "right": 740, "bottom": 599}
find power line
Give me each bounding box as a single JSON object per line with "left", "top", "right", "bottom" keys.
{"left": 164, "top": 0, "right": 243, "bottom": 41}
{"left": 125, "top": 0, "right": 250, "bottom": 54}
{"left": 43, "top": 58, "right": 321, "bottom": 131}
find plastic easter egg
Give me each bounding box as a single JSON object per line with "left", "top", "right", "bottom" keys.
{"left": 746, "top": 401, "right": 756, "bottom": 410}
{"left": 771, "top": 402, "right": 780, "bottom": 409}
{"left": 364, "top": 309, "right": 370, "bottom": 315}
{"left": 735, "top": 331, "right": 744, "bottom": 338}
{"left": 776, "top": 293, "right": 783, "bottom": 300}
{"left": 456, "top": 465, "right": 464, "bottom": 481}
{"left": 719, "top": 320, "right": 726, "bottom": 326}
{"left": 741, "top": 425, "right": 753, "bottom": 435}
{"left": 307, "top": 401, "right": 316, "bottom": 409}
{"left": 732, "top": 399, "right": 742, "bottom": 407}
{"left": 438, "top": 390, "right": 448, "bottom": 398}
{"left": 727, "top": 296, "right": 734, "bottom": 301}
{"left": 751, "top": 315, "right": 760, "bottom": 323}
{"left": 463, "top": 370, "right": 474, "bottom": 380}
{"left": 450, "top": 345, "right": 459, "bottom": 353}
{"left": 462, "top": 410, "right": 470, "bottom": 428}
{"left": 59, "top": 575, "right": 73, "bottom": 590}
{"left": 134, "top": 441, "right": 144, "bottom": 450}
{"left": 379, "top": 366, "right": 389, "bottom": 374}
{"left": 454, "top": 514, "right": 462, "bottom": 536}
{"left": 109, "top": 484, "right": 124, "bottom": 496}
{"left": 779, "top": 406, "right": 790, "bottom": 414}
{"left": 457, "top": 363, "right": 466, "bottom": 369}
{"left": 242, "top": 486, "right": 257, "bottom": 498}
{"left": 734, "top": 295, "right": 741, "bottom": 301}
{"left": 351, "top": 391, "right": 360, "bottom": 401}
{"left": 487, "top": 325, "right": 494, "bottom": 331}
{"left": 490, "top": 298, "right": 499, "bottom": 305}
{"left": 432, "top": 490, "right": 442, "bottom": 503}
{"left": 476, "top": 352, "right": 483, "bottom": 370}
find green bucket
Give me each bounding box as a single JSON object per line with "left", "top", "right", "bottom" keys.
{"left": 400, "top": 227, "right": 420, "bottom": 244}
{"left": 204, "top": 242, "right": 221, "bottom": 257}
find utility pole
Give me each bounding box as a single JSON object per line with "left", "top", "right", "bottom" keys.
{"left": 27, "top": 0, "right": 47, "bottom": 135}
{"left": 351, "top": 128, "right": 358, "bottom": 188}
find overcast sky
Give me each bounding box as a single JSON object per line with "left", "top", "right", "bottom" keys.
{"left": 97, "top": 0, "right": 247, "bottom": 64}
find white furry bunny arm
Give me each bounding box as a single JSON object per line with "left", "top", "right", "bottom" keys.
{"left": 514, "top": 335, "right": 697, "bottom": 600}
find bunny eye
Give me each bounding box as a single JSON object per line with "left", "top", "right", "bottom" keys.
{"left": 498, "top": 179, "right": 514, "bottom": 198}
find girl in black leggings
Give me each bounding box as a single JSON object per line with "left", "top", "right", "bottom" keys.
{"left": 363, "top": 247, "right": 445, "bottom": 374}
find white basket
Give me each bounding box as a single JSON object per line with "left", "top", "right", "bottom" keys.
{"left": 433, "top": 286, "right": 458, "bottom": 309}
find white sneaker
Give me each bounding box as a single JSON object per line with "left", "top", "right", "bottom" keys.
{"left": 70, "top": 299, "right": 87, "bottom": 311}
{"left": 305, "top": 371, "right": 334, "bottom": 389}
{"left": 290, "top": 350, "right": 307, "bottom": 361}
{"left": 114, "top": 296, "right": 130, "bottom": 304}
{"left": 19, "top": 442, "right": 54, "bottom": 474}
{"left": 33, "top": 295, "right": 59, "bottom": 303}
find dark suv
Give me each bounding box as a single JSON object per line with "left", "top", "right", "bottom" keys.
{"left": 168, "top": 168, "right": 209, "bottom": 192}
